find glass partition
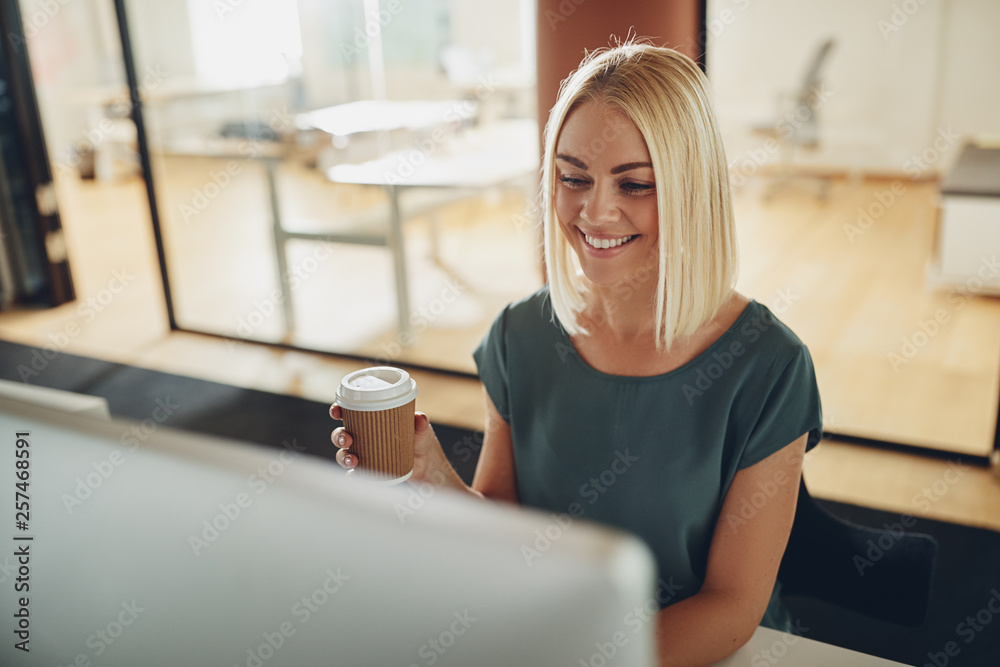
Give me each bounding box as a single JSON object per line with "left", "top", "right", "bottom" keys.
{"left": 122, "top": 0, "right": 540, "bottom": 374}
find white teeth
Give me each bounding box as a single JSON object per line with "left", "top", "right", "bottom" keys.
{"left": 584, "top": 234, "right": 634, "bottom": 249}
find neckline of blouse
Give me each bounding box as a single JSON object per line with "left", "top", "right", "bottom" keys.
{"left": 550, "top": 295, "right": 760, "bottom": 382}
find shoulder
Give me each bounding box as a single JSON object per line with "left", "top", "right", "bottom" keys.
{"left": 715, "top": 298, "right": 817, "bottom": 393}
{"left": 476, "top": 285, "right": 560, "bottom": 359}
{"left": 735, "top": 299, "right": 809, "bottom": 359}
{"left": 496, "top": 284, "right": 558, "bottom": 331}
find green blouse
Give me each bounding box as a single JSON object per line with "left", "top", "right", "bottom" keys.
{"left": 472, "top": 285, "right": 823, "bottom": 630}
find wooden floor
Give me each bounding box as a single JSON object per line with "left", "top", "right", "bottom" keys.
{"left": 1, "top": 168, "right": 999, "bottom": 533}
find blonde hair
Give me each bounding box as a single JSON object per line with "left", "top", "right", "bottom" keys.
{"left": 542, "top": 41, "right": 738, "bottom": 351}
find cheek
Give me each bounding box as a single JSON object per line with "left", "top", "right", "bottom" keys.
{"left": 631, "top": 198, "right": 659, "bottom": 236}
{"left": 554, "top": 188, "right": 579, "bottom": 227}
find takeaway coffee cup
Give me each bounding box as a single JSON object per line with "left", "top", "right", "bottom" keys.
{"left": 335, "top": 366, "right": 418, "bottom": 484}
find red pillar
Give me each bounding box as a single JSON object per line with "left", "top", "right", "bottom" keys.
{"left": 536, "top": 0, "right": 703, "bottom": 130}
{"left": 532, "top": 0, "right": 703, "bottom": 275}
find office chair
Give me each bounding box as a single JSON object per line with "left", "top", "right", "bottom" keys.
{"left": 750, "top": 38, "right": 836, "bottom": 201}
{"left": 778, "top": 477, "right": 938, "bottom": 628}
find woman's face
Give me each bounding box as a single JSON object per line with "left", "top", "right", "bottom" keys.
{"left": 554, "top": 101, "right": 659, "bottom": 289}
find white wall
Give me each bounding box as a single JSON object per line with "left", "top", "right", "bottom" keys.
{"left": 707, "top": 0, "right": 1000, "bottom": 176}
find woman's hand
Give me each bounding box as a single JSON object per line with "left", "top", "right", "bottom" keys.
{"left": 329, "top": 404, "right": 466, "bottom": 490}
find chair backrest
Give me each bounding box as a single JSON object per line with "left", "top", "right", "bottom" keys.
{"left": 778, "top": 478, "right": 937, "bottom": 627}
{"left": 795, "top": 38, "right": 835, "bottom": 109}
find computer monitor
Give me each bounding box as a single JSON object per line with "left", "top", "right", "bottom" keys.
{"left": 0, "top": 395, "right": 657, "bottom": 666}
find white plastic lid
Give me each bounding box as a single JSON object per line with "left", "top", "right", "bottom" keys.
{"left": 335, "top": 367, "right": 418, "bottom": 412}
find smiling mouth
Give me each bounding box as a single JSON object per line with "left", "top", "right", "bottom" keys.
{"left": 579, "top": 229, "right": 638, "bottom": 250}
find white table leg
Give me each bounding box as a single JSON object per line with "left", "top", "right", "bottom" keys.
{"left": 385, "top": 185, "right": 412, "bottom": 341}
{"left": 265, "top": 159, "right": 295, "bottom": 339}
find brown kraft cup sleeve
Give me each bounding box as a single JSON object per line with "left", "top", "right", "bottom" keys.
{"left": 341, "top": 399, "right": 415, "bottom": 479}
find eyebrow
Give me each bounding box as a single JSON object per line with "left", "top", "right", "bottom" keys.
{"left": 556, "top": 154, "right": 653, "bottom": 175}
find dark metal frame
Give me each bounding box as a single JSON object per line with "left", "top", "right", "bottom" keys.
{"left": 0, "top": 0, "right": 74, "bottom": 307}
{"left": 113, "top": 0, "right": 175, "bottom": 330}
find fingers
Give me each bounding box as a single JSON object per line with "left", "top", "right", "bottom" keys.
{"left": 415, "top": 411, "right": 432, "bottom": 432}
{"left": 331, "top": 406, "right": 357, "bottom": 471}
{"left": 335, "top": 447, "right": 358, "bottom": 470}
{"left": 331, "top": 427, "right": 352, "bottom": 450}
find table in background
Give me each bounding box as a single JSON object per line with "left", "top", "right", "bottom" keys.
{"left": 931, "top": 138, "right": 1000, "bottom": 293}
{"left": 323, "top": 118, "right": 538, "bottom": 339}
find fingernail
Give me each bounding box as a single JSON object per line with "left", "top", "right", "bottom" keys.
{"left": 337, "top": 434, "right": 346, "bottom": 446}
{"left": 344, "top": 455, "right": 353, "bottom": 467}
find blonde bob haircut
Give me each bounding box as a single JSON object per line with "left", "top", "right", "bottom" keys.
{"left": 542, "top": 41, "right": 739, "bottom": 352}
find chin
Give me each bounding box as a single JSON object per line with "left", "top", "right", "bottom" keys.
{"left": 577, "top": 265, "right": 624, "bottom": 288}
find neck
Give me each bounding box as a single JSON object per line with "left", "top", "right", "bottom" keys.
{"left": 581, "top": 280, "right": 659, "bottom": 343}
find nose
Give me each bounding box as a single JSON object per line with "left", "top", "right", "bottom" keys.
{"left": 580, "top": 182, "right": 620, "bottom": 225}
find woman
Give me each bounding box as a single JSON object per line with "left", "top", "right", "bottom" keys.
{"left": 330, "top": 41, "right": 822, "bottom": 666}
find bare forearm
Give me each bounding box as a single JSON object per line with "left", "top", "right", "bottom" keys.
{"left": 416, "top": 449, "right": 488, "bottom": 501}
{"left": 655, "top": 590, "right": 756, "bottom": 667}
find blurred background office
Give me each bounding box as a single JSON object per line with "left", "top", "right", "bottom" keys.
{"left": 0, "top": 0, "right": 998, "bottom": 504}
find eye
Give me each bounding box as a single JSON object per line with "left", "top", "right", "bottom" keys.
{"left": 620, "top": 181, "right": 655, "bottom": 196}
{"left": 558, "top": 175, "right": 590, "bottom": 190}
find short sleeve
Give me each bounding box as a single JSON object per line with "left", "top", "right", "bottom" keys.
{"left": 739, "top": 345, "right": 823, "bottom": 470}
{"left": 472, "top": 306, "right": 512, "bottom": 423}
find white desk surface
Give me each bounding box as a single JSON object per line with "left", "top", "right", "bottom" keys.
{"left": 326, "top": 118, "right": 538, "bottom": 189}
{"left": 0, "top": 379, "right": 109, "bottom": 419}
{"left": 711, "top": 625, "right": 911, "bottom": 666}
{"left": 296, "top": 99, "right": 475, "bottom": 136}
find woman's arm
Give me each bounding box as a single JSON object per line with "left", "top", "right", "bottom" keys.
{"left": 470, "top": 386, "right": 519, "bottom": 503}
{"left": 654, "top": 433, "right": 808, "bottom": 667}
{"left": 401, "top": 386, "right": 518, "bottom": 503}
